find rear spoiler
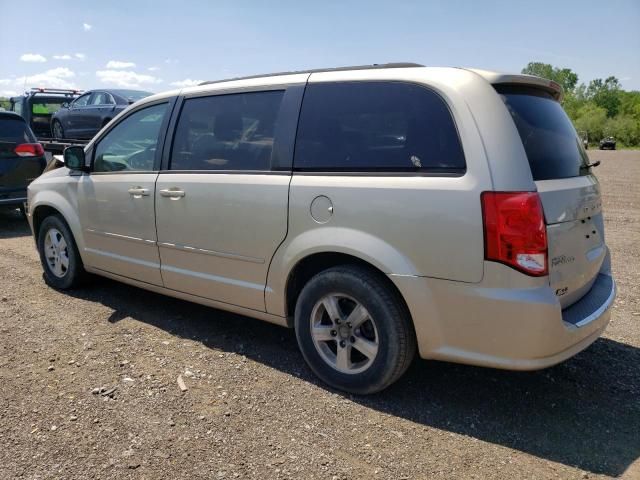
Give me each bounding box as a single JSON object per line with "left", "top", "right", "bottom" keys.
{"left": 466, "top": 69, "right": 564, "bottom": 101}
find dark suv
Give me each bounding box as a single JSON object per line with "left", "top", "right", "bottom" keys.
{"left": 0, "top": 112, "right": 46, "bottom": 212}
{"left": 599, "top": 136, "right": 616, "bottom": 150}
{"left": 51, "top": 89, "right": 152, "bottom": 140}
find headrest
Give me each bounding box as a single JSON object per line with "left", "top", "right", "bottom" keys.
{"left": 214, "top": 112, "right": 243, "bottom": 141}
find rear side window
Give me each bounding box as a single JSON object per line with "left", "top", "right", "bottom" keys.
{"left": 12, "top": 100, "right": 23, "bottom": 116}
{"left": 294, "top": 82, "right": 465, "bottom": 172}
{"left": 170, "top": 91, "right": 284, "bottom": 171}
{"left": 497, "top": 86, "right": 589, "bottom": 181}
{"left": 0, "top": 117, "right": 35, "bottom": 142}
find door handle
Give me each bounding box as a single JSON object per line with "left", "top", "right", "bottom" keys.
{"left": 128, "top": 187, "right": 150, "bottom": 197}
{"left": 159, "top": 188, "right": 186, "bottom": 199}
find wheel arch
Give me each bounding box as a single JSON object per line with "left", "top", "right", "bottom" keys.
{"left": 31, "top": 195, "right": 85, "bottom": 258}
{"left": 274, "top": 250, "right": 414, "bottom": 331}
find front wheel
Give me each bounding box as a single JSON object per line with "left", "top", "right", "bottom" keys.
{"left": 294, "top": 265, "right": 416, "bottom": 394}
{"left": 37, "top": 215, "right": 87, "bottom": 289}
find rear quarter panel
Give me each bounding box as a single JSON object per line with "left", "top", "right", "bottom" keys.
{"left": 265, "top": 68, "right": 495, "bottom": 317}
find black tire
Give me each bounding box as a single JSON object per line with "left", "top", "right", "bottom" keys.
{"left": 37, "top": 214, "right": 87, "bottom": 289}
{"left": 52, "top": 120, "right": 65, "bottom": 140}
{"left": 294, "top": 265, "right": 416, "bottom": 394}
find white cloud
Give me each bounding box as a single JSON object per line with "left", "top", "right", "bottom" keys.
{"left": 1, "top": 90, "right": 19, "bottom": 97}
{"left": 169, "top": 78, "right": 203, "bottom": 88}
{"left": 1, "top": 68, "right": 77, "bottom": 92}
{"left": 83, "top": 23, "right": 92, "bottom": 31}
{"left": 147, "top": 66, "right": 160, "bottom": 72}
{"left": 164, "top": 58, "right": 179, "bottom": 65}
{"left": 53, "top": 54, "right": 72, "bottom": 60}
{"left": 75, "top": 53, "right": 86, "bottom": 61}
{"left": 106, "top": 60, "right": 136, "bottom": 69}
{"left": 20, "top": 53, "right": 47, "bottom": 63}
{"left": 95, "top": 70, "right": 161, "bottom": 88}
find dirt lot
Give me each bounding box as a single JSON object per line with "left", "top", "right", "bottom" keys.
{"left": 0, "top": 150, "right": 638, "bottom": 480}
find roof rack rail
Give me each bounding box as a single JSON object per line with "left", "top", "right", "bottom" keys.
{"left": 199, "top": 62, "right": 424, "bottom": 86}
{"left": 28, "top": 87, "right": 83, "bottom": 95}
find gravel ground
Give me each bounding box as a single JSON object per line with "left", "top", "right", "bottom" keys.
{"left": 0, "top": 150, "right": 638, "bottom": 480}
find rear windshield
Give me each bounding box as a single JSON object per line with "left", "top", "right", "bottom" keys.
{"left": 496, "top": 86, "right": 589, "bottom": 181}
{"left": 0, "top": 117, "right": 35, "bottom": 143}
{"left": 31, "top": 99, "right": 68, "bottom": 114}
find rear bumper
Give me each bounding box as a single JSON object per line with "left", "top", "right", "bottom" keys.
{"left": 390, "top": 261, "right": 615, "bottom": 371}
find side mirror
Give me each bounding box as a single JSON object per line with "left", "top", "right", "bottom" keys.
{"left": 63, "top": 146, "right": 88, "bottom": 172}
{"left": 62, "top": 102, "right": 69, "bottom": 108}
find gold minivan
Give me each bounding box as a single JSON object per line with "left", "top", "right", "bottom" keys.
{"left": 27, "top": 64, "right": 615, "bottom": 394}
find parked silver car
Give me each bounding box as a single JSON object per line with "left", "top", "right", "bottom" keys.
{"left": 26, "top": 64, "right": 615, "bottom": 394}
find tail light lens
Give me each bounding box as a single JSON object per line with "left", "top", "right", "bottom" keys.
{"left": 481, "top": 191, "right": 548, "bottom": 276}
{"left": 14, "top": 143, "right": 45, "bottom": 157}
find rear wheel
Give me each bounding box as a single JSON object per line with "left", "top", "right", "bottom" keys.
{"left": 37, "top": 215, "right": 87, "bottom": 289}
{"left": 52, "top": 120, "right": 65, "bottom": 140}
{"left": 294, "top": 265, "right": 416, "bottom": 394}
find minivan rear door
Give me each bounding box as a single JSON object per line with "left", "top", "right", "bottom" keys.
{"left": 497, "top": 86, "right": 606, "bottom": 308}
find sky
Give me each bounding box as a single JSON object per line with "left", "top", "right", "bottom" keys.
{"left": 1, "top": 0, "right": 639, "bottom": 97}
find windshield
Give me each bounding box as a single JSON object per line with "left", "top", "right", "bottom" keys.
{"left": 496, "top": 86, "right": 589, "bottom": 181}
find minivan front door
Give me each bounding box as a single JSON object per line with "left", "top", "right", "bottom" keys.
{"left": 155, "top": 89, "right": 297, "bottom": 311}
{"left": 78, "top": 102, "right": 171, "bottom": 286}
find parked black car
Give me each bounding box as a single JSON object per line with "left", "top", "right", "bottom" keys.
{"left": 0, "top": 112, "right": 46, "bottom": 213}
{"left": 10, "top": 88, "right": 80, "bottom": 138}
{"left": 599, "top": 136, "right": 616, "bottom": 150}
{"left": 51, "top": 89, "right": 152, "bottom": 140}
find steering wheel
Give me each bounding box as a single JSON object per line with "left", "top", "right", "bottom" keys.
{"left": 127, "top": 146, "right": 156, "bottom": 170}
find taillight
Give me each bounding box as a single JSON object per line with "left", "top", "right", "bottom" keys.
{"left": 481, "top": 191, "right": 548, "bottom": 276}
{"left": 14, "top": 143, "right": 45, "bottom": 157}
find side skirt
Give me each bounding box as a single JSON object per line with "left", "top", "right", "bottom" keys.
{"left": 84, "top": 266, "right": 289, "bottom": 328}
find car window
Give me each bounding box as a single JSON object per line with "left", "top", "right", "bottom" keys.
{"left": 12, "top": 101, "right": 23, "bottom": 116}
{"left": 93, "top": 103, "right": 168, "bottom": 172}
{"left": 170, "top": 90, "right": 284, "bottom": 171}
{"left": 294, "top": 82, "right": 466, "bottom": 172}
{"left": 0, "top": 117, "right": 34, "bottom": 142}
{"left": 31, "top": 100, "right": 67, "bottom": 114}
{"left": 73, "top": 94, "right": 91, "bottom": 107}
{"left": 90, "top": 93, "right": 110, "bottom": 105}
{"left": 496, "top": 86, "right": 589, "bottom": 181}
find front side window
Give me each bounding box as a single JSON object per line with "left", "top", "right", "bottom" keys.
{"left": 170, "top": 90, "right": 284, "bottom": 171}
{"left": 294, "top": 82, "right": 466, "bottom": 172}
{"left": 73, "top": 94, "right": 91, "bottom": 107}
{"left": 93, "top": 103, "right": 168, "bottom": 172}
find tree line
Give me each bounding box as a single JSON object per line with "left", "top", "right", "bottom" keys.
{"left": 522, "top": 62, "right": 640, "bottom": 147}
